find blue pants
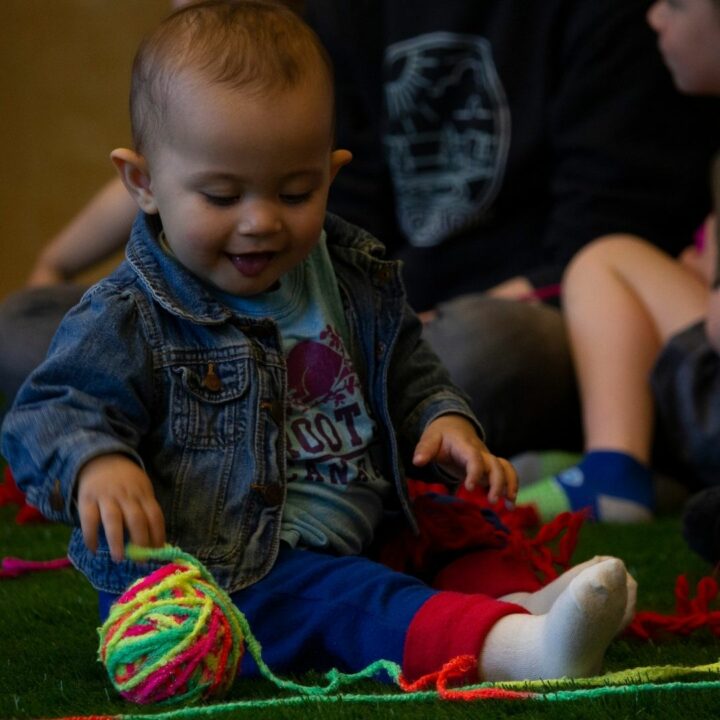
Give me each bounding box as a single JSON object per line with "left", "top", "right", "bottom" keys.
{"left": 100, "top": 545, "right": 435, "bottom": 677}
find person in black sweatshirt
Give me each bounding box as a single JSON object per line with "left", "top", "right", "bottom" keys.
{"left": 304, "top": 0, "right": 720, "bottom": 458}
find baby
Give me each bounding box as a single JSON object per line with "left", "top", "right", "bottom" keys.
{"left": 2, "top": 0, "right": 634, "bottom": 682}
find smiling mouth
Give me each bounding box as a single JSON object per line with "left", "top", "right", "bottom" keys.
{"left": 227, "top": 251, "right": 276, "bottom": 277}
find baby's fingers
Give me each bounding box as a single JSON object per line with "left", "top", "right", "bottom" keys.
{"left": 123, "top": 496, "right": 166, "bottom": 552}
{"left": 460, "top": 451, "right": 486, "bottom": 492}
{"left": 78, "top": 499, "right": 101, "bottom": 555}
{"left": 145, "top": 498, "right": 167, "bottom": 549}
{"left": 499, "top": 457, "right": 518, "bottom": 502}
{"left": 482, "top": 453, "right": 506, "bottom": 503}
{"left": 413, "top": 429, "right": 443, "bottom": 467}
{"left": 98, "top": 501, "right": 127, "bottom": 562}
{"left": 479, "top": 454, "right": 517, "bottom": 503}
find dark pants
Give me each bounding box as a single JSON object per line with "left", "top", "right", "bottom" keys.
{"left": 99, "top": 544, "right": 532, "bottom": 681}
{"left": 422, "top": 294, "right": 582, "bottom": 457}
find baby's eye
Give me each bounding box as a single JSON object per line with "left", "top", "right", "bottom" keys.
{"left": 280, "top": 191, "right": 312, "bottom": 205}
{"left": 201, "top": 193, "right": 239, "bottom": 207}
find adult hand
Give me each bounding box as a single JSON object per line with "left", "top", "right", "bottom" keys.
{"left": 485, "top": 275, "right": 535, "bottom": 301}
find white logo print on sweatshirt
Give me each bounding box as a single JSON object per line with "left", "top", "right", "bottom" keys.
{"left": 383, "top": 32, "right": 510, "bottom": 247}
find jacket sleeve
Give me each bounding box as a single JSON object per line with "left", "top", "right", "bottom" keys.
{"left": 386, "top": 298, "right": 483, "bottom": 483}
{"left": 534, "top": 0, "right": 720, "bottom": 288}
{"left": 1, "top": 285, "right": 154, "bottom": 525}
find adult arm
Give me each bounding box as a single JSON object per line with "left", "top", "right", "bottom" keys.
{"left": 27, "top": 178, "right": 136, "bottom": 286}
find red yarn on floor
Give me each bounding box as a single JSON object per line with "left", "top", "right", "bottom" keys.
{"left": 626, "top": 574, "right": 720, "bottom": 639}
{"left": 500, "top": 509, "right": 587, "bottom": 583}
{"left": 398, "top": 654, "right": 534, "bottom": 700}
{"left": 0, "top": 555, "right": 71, "bottom": 579}
{"left": 390, "top": 479, "right": 585, "bottom": 584}
{"left": 0, "top": 466, "right": 46, "bottom": 523}
{"left": 379, "top": 493, "right": 509, "bottom": 575}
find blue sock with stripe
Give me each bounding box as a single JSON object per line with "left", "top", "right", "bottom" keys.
{"left": 517, "top": 450, "right": 654, "bottom": 522}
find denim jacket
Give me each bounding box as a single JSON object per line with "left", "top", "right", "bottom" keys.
{"left": 2, "top": 212, "right": 480, "bottom": 593}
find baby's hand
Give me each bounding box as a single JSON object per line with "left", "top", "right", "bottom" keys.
{"left": 413, "top": 415, "right": 518, "bottom": 503}
{"left": 77, "top": 454, "right": 166, "bottom": 562}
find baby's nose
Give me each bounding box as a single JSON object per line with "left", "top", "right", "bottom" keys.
{"left": 237, "top": 200, "right": 282, "bottom": 235}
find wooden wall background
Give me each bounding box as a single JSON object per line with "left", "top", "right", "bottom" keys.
{"left": 0, "top": 1, "right": 170, "bottom": 299}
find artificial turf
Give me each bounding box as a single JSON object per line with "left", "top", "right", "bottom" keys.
{"left": 3, "top": 503, "right": 720, "bottom": 719}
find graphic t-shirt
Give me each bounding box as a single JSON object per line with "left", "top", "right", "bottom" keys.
{"left": 215, "top": 234, "right": 390, "bottom": 554}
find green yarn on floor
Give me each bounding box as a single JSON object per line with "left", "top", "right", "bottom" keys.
{"left": 4, "top": 502, "right": 720, "bottom": 718}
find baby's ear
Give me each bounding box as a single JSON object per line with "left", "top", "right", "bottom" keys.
{"left": 329, "top": 149, "right": 352, "bottom": 184}
{"left": 110, "top": 148, "right": 158, "bottom": 214}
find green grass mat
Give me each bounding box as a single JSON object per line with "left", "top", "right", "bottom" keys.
{"left": 3, "top": 504, "right": 720, "bottom": 719}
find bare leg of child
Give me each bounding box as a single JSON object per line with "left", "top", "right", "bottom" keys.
{"left": 517, "top": 235, "right": 708, "bottom": 522}
{"left": 479, "top": 557, "right": 631, "bottom": 680}
{"left": 566, "top": 235, "right": 707, "bottom": 457}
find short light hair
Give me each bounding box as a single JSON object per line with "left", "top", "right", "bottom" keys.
{"left": 129, "top": 0, "right": 334, "bottom": 153}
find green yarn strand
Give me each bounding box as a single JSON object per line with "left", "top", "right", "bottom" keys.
{"left": 111, "top": 544, "right": 720, "bottom": 716}
{"left": 124, "top": 545, "right": 404, "bottom": 698}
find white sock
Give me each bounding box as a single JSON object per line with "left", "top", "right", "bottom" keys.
{"left": 500, "top": 555, "right": 611, "bottom": 613}
{"left": 479, "top": 558, "right": 631, "bottom": 681}
{"left": 501, "top": 555, "right": 637, "bottom": 630}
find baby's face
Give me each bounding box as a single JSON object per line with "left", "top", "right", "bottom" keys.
{"left": 143, "top": 71, "right": 349, "bottom": 297}
{"left": 647, "top": 0, "right": 720, "bottom": 94}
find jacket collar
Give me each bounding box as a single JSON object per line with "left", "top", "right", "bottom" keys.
{"left": 323, "top": 212, "right": 387, "bottom": 258}
{"left": 126, "top": 213, "right": 234, "bottom": 326}
{"left": 125, "top": 211, "right": 388, "bottom": 325}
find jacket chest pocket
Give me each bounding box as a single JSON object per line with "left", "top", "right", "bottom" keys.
{"left": 170, "top": 358, "right": 249, "bottom": 448}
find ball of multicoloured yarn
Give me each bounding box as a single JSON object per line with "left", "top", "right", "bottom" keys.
{"left": 98, "top": 546, "right": 244, "bottom": 705}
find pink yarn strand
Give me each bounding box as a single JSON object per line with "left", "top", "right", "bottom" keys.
{"left": 0, "top": 556, "right": 71, "bottom": 579}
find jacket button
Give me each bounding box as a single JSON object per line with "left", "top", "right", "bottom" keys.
{"left": 201, "top": 362, "right": 222, "bottom": 392}
{"left": 376, "top": 267, "right": 393, "bottom": 285}
{"left": 252, "top": 483, "right": 283, "bottom": 506}
{"left": 50, "top": 478, "right": 64, "bottom": 512}
{"left": 260, "top": 398, "right": 283, "bottom": 425}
